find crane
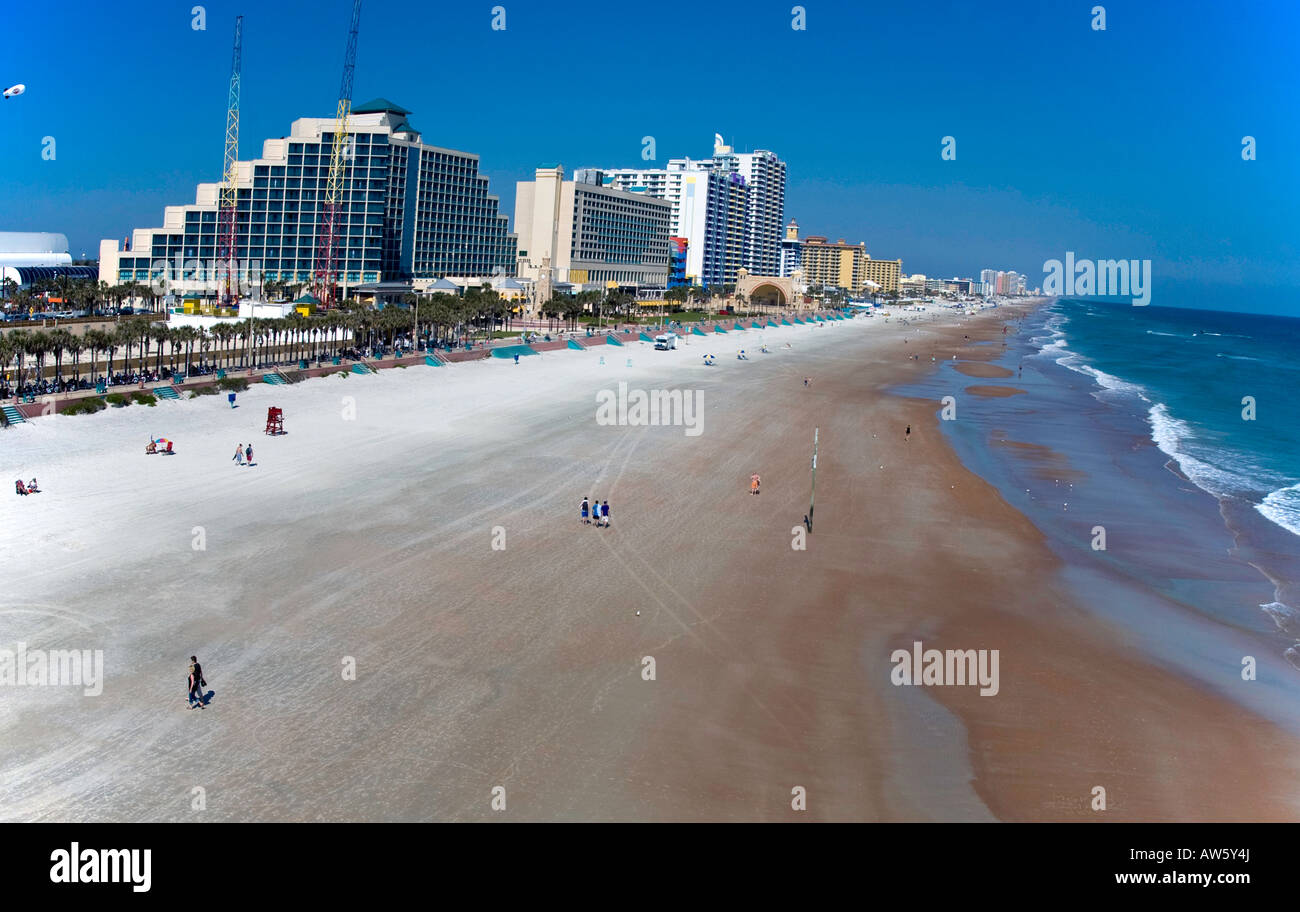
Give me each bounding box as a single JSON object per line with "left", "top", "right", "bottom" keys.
{"left": 217, "top": 15, "right": 242, "bottom": 307}
{"left": 312, "top": 0, "right": 362, "bottom": 309}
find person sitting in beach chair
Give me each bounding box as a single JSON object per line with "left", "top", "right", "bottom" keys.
{"left": 26, "top": 478, "right": 39, "bottom": 493}
{"left": 15, "top": 479, "right": 27, "bottom": 496}
{"left": 146, "top": 440, "right": 158, "bottom": 454}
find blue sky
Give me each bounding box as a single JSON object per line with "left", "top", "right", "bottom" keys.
{"left": 1, "top": 0, "right": 1296, "bottom": 313}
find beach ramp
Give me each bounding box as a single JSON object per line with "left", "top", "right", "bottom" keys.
{"left": 638, "top": 332, "right": 655, "bottom": 342}
{"left": 424, "top": 354, "right": 445, "bottom": 367}
{"left": 2, "top": 403, "right": 25, "bottom": 425}
{"left": 490, "top": 344, "right": 538, "bottom": 359}
{"left": 262, "top": 372, "right": 288, "bottom": 385}
{"left": 567, "top": 339, "right": 584, "bottom": 350}
{"left": 351, "top": 363, "right": 375, "bottom": 375}
{"left": 751, "top": 321, "right": 762, "bottom": 329}
{"left": 714, "top": 325, "right": 727, "bottom": 333}
{"left": 605, "top": 335, "right": 624, "bottom": 346}
{"left": 794, "top": 317, "right": 805, "bottom": 324}
{"left": 154, "top": 386, "right": 181, "bottom": 400}
{"left": 691, "top": 327, "right": 707, "bottom": 336}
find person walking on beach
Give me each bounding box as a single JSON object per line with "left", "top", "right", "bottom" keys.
{"left": 750, "top": 473, "right": 761, "bottom": 496}
{"left": 592, "top": 497, "right": 603, "bottom": 527}
{"left": 581, "top": 497, "right": 590, "bottom": 525}
{"left": 905, "top": 425, "right": 911, "bottom": 442}
{"left": 233, "top": 444, "right": 244, "bottom": 466}
{"left": 601, "top": 500, "right": 610, "bottom": 528}
{"left": 187, "top": 655, "right": 207, "bottom": 709}
{"left": 245, "top": 443, "right": 253, "bottom": 466}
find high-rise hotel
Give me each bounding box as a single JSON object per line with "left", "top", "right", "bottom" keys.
{"left": 99, "top": 99, "right": 516, "bottom": 297}
{"left": 595, "top": 136, "right": 787, "bottom": 287}
{"left": 513, "top": 165, "right": 673, "bottom": 293}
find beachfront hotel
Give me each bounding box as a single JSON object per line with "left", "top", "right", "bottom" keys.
{"left": 98, "top": 99, "right": 516, "bottom": 298}
{"left": 797, "top": 232, "right": 902, "bottom": 295}
{"left": 779, "top": 219, "right": 804, "bottom": 278}
{"left": 594, "top": 136, "right": 787, "bottom": 287}
{"left": 513, "top": 166, "right": 673, "bottom": 297}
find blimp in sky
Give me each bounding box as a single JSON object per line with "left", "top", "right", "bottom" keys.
{"left": 3, "top": 84, "right": 26, "bottom": 99}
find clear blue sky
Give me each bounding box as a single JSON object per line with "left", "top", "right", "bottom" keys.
{"left": 2, "top": 0, "right": 1296, "bottom": 313}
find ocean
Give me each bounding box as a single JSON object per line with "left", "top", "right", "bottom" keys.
{"left": 1041, "top": 300, "right": 1300, "bottom": 540}
{"left": 900, "top": 298, "right": 1300, "bottom": 729}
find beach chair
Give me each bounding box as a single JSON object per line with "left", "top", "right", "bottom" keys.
{"left": 216, "top": 369, "right": 227, "bottom": 380}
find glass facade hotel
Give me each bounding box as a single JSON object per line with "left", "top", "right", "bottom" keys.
{"left": 100, "top": 100, "right": 515, "bottom": 296}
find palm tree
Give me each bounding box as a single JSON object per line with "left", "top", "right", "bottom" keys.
{"left": 23, "top": 332, "right": 50, "bottom": 385}
{"left": 7, "top": 329, "right": 28, "bottom": 384}
{"left": 47, "top": 328, "right": 73, "bottom": 379}
{"left": 83, "top": 329, "right": 109, "bottom": 382}
{"left": 67, "top": 336, "right": 85, "bottom": 381}
{"left": 0, "top": 335, "right": 14, "bottom": 388}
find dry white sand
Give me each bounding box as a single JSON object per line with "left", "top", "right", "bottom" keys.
{"left": 0, "top": 316, "right": 913, "bottom": 820}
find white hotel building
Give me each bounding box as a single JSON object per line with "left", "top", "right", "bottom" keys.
{"left": 594, "top": 136, "right": 787, "bottom": 286}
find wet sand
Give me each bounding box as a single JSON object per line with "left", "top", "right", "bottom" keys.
{"left": 965, "top": 384, "right": 1026, "bottom": 397}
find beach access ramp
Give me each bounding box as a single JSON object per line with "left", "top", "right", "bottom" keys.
{"left": 490, "top": 345, "right": 539, "bottom": 359}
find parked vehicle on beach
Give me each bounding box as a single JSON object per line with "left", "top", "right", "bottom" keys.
{"left": 654, "top": 332, "right": 678, "bottom": 350}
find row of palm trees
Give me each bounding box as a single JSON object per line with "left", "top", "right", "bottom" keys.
{"left": 2, "top": 276, "right": 162, "bottom": 317}
{"left": 0, "top": 294, "right": 537, "bottom": 385}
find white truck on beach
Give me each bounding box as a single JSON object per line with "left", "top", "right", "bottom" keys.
{"left": 654, "top": 332, "right": 678, "bottom": 350}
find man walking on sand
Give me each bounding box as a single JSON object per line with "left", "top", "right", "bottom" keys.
{"left": 187, "top": 655, "right": 207, "bottom": 709}
{"left": 750, "top": 473, "right": 761, "bottom": 495}
{"left": 581, "top": 497, "right": 590, "bottom": 525}
{"left": 233, "top": 444, "right": 244, "bottom": 466}
{"left": 905, "top": 425, "right": 911, "bottom": 442}
{"left": 245, "top": 443, "right": 253, "bottom": 466}
{"left": 601, "top": 500, "right": 610, "bottom": 528}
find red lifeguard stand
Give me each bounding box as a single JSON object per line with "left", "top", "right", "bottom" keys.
{"left": 265, "top": 406, "right": 284, "bottom": 435}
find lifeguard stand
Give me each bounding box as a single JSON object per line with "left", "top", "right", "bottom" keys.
{"left": 265, "top": 406, "right": 284, "bottom": 435}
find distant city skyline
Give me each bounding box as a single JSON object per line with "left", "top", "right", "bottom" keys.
{"left": 1, "top": 0, "right": 1295, "bottom": 314}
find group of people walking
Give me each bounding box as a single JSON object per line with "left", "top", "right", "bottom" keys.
{"left": 232, "top": 443, "right": 254, "bottom": 467}
{"left": 580, "top": 497, "right": 611, "bottom": 528}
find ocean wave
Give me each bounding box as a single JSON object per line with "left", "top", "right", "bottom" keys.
{"left": 1259, "top": 482, "right": 1300, "bottom": 537}
{"left": 1147, "top": 403, "right": 1258, "bottom": 498}
{"left": 1215, "top": 353, "right": 1264, "bottom": 362}
{"left": 1052, "top": 345, "right": 1148, "bottom": 398}
{"left": 1146, "top": 330, "right": 1181, "bottom": 337}
{"left": 1260, "top": 601, "right": 1300, "bottom": 635}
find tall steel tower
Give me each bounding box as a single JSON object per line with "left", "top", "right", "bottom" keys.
{"left": 218, "top": 15, "right": 243, "bottom": 306}
{"left": 312, "top": 0, "right": 363, "bottom": 308}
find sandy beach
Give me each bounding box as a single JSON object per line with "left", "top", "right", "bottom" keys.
{"left": 2, "top": 303, "right": 1298, "bottom": 822}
